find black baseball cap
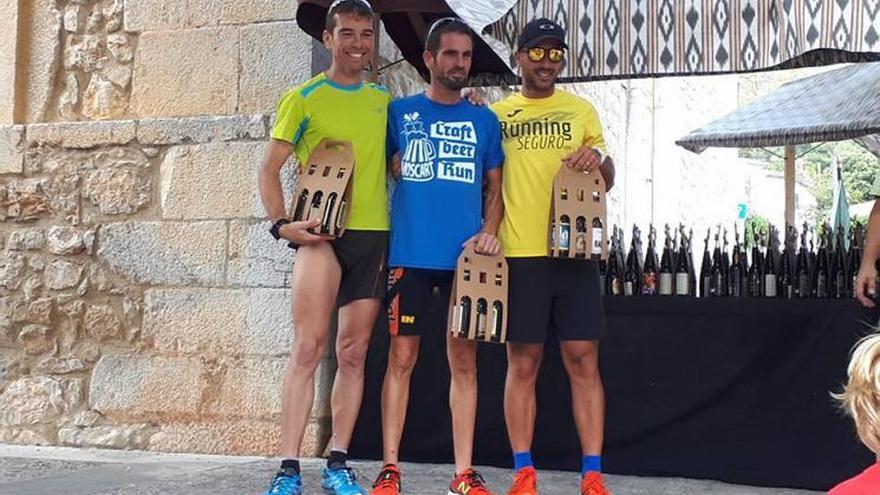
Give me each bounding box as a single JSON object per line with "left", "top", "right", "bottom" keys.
{"left": 517, "top": 18, "right": 568, "bottom": 50}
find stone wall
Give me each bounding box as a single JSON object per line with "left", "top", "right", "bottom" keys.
{"left": 0, "top": 116, "right": 340, "bottom": 455}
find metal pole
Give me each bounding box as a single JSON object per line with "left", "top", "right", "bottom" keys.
{"left": 784, "top": 144, "right": 796, "bottom": 228}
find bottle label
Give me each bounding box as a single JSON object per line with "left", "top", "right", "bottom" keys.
{"left": 591, "top": 228, "right": 603, "bottom": 254}
{"left": 642, "top": 272, "right": 657, "bottom": 294}
{"left": 624, "top": 281, "right": 633, "bottom": 296}
{"left": 659, "top": 273, "right": 673, "bottom": 295}
{"left": 675, "top": 273, "right": 689, "bottom": 295}
{"left": 560, "top": 225, "right": 570, "bottom": 250}
{"left": 764, "top": 275, "right": 777, "bottom": 297}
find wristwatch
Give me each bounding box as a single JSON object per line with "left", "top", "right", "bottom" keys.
{"left": 269, "top": 218, "right": 290, "bottom": 240}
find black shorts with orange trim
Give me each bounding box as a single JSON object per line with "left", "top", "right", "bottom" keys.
{"left": 386, "top": 267, "right": 454, "bottom": 337}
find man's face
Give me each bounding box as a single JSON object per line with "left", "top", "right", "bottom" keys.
{"left": 425, "top": 32, "right": 473, "bottom": 91}
{"left": 516, "top": 40, "right": 565, "bottom": 93}
{"left": 323, "top": 13, "right": 374, "bottom": 74}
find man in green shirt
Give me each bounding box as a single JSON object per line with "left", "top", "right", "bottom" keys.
{"left": 257, "top": 1, "right": 389, "bottom": 494}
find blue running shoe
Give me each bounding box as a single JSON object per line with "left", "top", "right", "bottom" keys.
{"left": 322, "top": 466, "right": 367, "bottom": 495}
{"left": 262, "top": 469, "right": 302, "bottom": 495}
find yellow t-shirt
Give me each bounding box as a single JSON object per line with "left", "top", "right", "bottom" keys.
{"left": 272, "top": 73, "right": 391, "bottom": 231}
{"left": 491, "top": 90, "right": 608, "bottom": 257}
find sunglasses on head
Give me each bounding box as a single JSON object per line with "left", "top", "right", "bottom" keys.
{"left": 426, "top": 16, "right": 459, "bottom": 42}
{"left": 525, "top": 46, "right": 565, "bottom": 63}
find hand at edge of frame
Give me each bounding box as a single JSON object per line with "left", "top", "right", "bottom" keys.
{"left": 854, "top": 263, "right": 878, "bottom": 308}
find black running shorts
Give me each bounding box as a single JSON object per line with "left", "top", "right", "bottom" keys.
{"left": 331, "top": 230, "right": 389, "bottom": 307}
{"left": 506, "top": 257, "right": 606, "bottom": 343}
{"left": 386, "top": 267, "right": 454, "bottom": 337}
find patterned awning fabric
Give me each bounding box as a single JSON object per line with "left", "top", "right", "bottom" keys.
{"left": 448, "top": 0, "right": 880, "bottom": 83}
{"left": 676, "top": 62, "right": 880, "bottom": 152}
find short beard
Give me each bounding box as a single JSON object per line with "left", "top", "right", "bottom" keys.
{"left": 436, "top": 73, "right": 468, "bottom": 91}
{"left": 523, "top": 71, "right": 555, "bottom": 93}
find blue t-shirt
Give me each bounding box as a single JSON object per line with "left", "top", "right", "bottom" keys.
{"left": 387, "top": 93, "right": 504, "bottom": 270}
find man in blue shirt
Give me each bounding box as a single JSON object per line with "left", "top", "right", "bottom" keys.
{"left": 369, "top": 18, "right": 504, "bottom": 495}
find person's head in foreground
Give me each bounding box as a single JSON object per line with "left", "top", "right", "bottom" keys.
{"left": 830, "top": 333, "right": 880, "bottom": 494}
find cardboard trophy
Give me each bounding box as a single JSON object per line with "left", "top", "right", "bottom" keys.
{"left": 448, "top": 243, "right": 509, "bottom": 344}
{"left": 549, "top": 167, "right": 608, "bottom": 260}
{"left": 289, "top": 140, "right": 354, "bottom": 238}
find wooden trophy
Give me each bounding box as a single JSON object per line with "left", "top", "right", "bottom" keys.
{"left": 448, "top": 243, "right": 509, "bottom": 344}
{"left": 549, "top": 167, "right": 608, "bottom": 260}
{"left": 289, "top": 140, "right": 354, "bottom": 238}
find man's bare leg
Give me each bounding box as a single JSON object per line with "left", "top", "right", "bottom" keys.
{"left": 280, "top": 242, "right": 342, "bottom": 457}
{"left": 447, "top": 332, "right": 479, "bottom": 474}
{"left": 329, "top": 297, "right": 383, "bottom": 451}
{"left": 504, "top": 342, "right": 544, "bottom": 454}
{"left": 380, "top": 335, "right": 421, "bottom": 465}
{"left": 559, "top": 340, "right": 604, "bottom": 456}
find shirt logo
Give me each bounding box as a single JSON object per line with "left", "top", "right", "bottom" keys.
{"left": 506, "top": 109, "right": 523, "bottom": 118}
{"left": 400, "top": 112, "right": 435, "bottom": 182}
{"left": 399, "top": 113, "right": 478, "bottom": 184}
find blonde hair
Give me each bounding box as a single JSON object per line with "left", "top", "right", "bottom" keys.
{"left": 834, "top": 333, "right": 880, "bottom": 454}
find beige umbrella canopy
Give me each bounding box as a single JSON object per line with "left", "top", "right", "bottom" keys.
{"left": 676, "top": 62, "right": 880, "bottom": 227}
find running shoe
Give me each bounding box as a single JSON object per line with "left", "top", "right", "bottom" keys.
{"left": 448, "top": 468, "right": 495, "bottom": 495}
{"left": 506, "top": 466, "right": 537, "bottom": 495}
{"left": 370, "top": 464, "right": 402, "bottom": 495}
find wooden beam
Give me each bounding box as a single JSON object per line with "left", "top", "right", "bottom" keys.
{"left": 368, "top": 14, "right": 381, "bottom": 83}
{"left": 784, "top": 145, "right": 796, "bottom": 229}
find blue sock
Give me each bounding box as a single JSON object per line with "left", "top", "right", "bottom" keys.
{"left": 513, "top": 451, "right": 533, "bottom": 471}
{"left": 582, "top": 455, "right": 602, "bottom": 475}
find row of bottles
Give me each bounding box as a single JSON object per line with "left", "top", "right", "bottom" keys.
{"left": 291, "top": 189, "right": 347, "bottom": 236}
{"left": 600, "top": 222, "right": 868, "bottom": 299}
{"left": 451, "top": 297, "right": 504, "bottom": 342}
{"left": 550, "top": 215, "right": 605, "bottom": 259}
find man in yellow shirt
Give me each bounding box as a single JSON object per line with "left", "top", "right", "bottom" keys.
{"left": 490, "top": 18, "right": 615, "bottom": 495}
{"left": 257, "top": 1, "right": 388, "bottom": 494}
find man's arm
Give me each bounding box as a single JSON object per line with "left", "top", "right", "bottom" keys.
{"left": 258, "top": 139, "right": 325, "bottom": 245}
{"left": 464, "top": 167, "right": 503, "bottom": 255}
{"left": 855, "top": 199, "right": 880, "bottom": 307}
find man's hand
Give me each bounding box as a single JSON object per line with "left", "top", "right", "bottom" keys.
{"left": 463, "top": 231, "right": 501, "bottom": 256}
{"left": 389, "top": 153, "right": 402, "bottom": 179}
{"left": 462, "top": 88, "right": 488, "bottom": 106}
{"left": 279, "top": 219, "right": 332, "bottom": 246}
{"left": 855, "top": 263, "right": 878, "bottom": 307}
{"left": 563, "top": 146, "right": 602, "bottom": 173}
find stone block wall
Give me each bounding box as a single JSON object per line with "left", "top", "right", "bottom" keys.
{"left": 8, "top": 0, "right": 310, "bottom": 124}
{"left": 0, "top": 117, "right": 338, "bottom": 456}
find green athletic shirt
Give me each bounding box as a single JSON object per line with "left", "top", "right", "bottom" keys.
{"left": 272, "top": 73, "right": 391, "bottom": 231}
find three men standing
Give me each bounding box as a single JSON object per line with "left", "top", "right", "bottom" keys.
{"left": 258, "top": 5, "right": 613, "bottom": 494}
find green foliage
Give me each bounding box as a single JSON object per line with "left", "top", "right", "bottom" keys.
{"left": 744, "top": 213, "right": 769, "bottom": 248}
{"left": 739, "top": 142, "right": 878, "bottom": 223}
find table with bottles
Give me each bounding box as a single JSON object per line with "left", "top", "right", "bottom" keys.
{"left": 603, "top": 222, "right": 867, "bottom": 300}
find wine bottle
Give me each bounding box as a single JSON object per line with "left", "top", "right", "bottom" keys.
{"left": 730, "top": 225, "right": 746, "bottom": 297}
{"left": 591, "top": 217, "right": 604, "bottom": 260}
{"left": 687, "top": 228, "right": 697, "bottom": 296}
{"left": 559, "top": 215, "right": 571, "bottom": 258}
{"left": 674, "top": 230, "right": 691, "bottom": 297}
{"left": 748, "top": 229, "right": 764, "bottom": 297}
{"left": 606, "top": 228, "right": 623, "bottom": 296}
{"left": 846, "top": 224, "right": 862, "bottom": 298}
{"left": 795, "top": 223, "right": 811, "bottom": 298}
{"left": 659, "top": 224, "right": 674, "bottom": 296}
{"left": 722, "top": 228, "right": 731, "bottom": 296}
{"left": 700, "top": 228, "right": 712, "bottom": 297}
{"left": 778, "top": 226, "right": 795, "bottom": 299}
{"left": 624, "top": 226, "right": 641, "bottom": 296}
{"left": 814, "top": 225, "right": 830, "bottom": 298}
{"left": 710, "top": 227, "right": 725, "bottom": 297}
{"left": 575, "top": 216, "right": 587, "bottom": 259}
{"left": 642, "top": 225, "right": 659, "bottom": 295}
{"left": 830, "top": 226, "right": 847, "bottom": 298}
{"left": 763, "top": 226, "right": 778, "bottom": 298}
